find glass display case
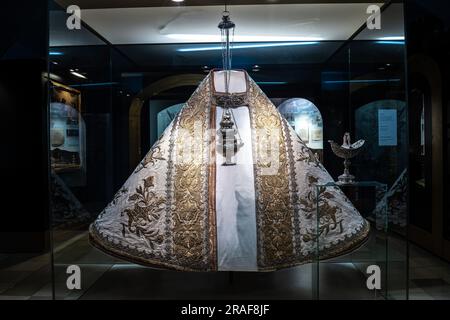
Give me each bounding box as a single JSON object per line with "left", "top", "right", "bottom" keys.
{"left": 47, "top": 0, "right": 408, "bottom": 300}
{"left": 1, "top": 0, "right": 423, "bottom": 301}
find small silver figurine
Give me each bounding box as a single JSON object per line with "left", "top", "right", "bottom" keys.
{"left": 329, "top": 133, "right": 365, "bottom": 184}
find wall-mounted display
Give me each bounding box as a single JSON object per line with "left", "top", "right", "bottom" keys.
{"left": 354, "top": 100, "right": 407, "bottom": 185}
{"left": 378, "top": 109, "right": 398, "bottom": 147}
{"left": 49, "top": 81, "right": 84, "bottom": 173}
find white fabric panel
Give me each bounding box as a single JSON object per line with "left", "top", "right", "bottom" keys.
{"left": 213, "top": 70, "right": 247, "bottom": 93}
{"left": 215, "top": 106, "right": 257, "bottom": 271}
{"left": 214, "top": 70, "right": 257, "bottom": 271}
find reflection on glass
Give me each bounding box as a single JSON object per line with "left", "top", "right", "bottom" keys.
{"left": 278, "top": 98, "right": 323, "bottom": 151}
{"left": 49, "top": 82, "right": 86, "bottom": 181}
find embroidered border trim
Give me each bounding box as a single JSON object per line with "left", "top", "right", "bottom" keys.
{"left": 170, "top": 75, "right": 211, "bottom": 270}
{"left": 248, "top": 79, "right": 296, "bottom": 268}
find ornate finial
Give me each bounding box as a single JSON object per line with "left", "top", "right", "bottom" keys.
{"left": 218, "top": 10, "right": 235, "bottom": 73}
{"left": 218, "top": 11, "right": 235, "bottom": 30}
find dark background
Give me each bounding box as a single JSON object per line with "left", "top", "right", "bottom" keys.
{"left": 0, "top": 1, "right": 49, "bottom": 253}
{"left": 0, "top": 0, "right": 449, "bottom": 262}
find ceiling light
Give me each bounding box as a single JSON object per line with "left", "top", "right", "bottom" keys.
{"left": 378, "top": 36, "right": 405, "bottom": 41}
{"left": 376, "top": 41, "right": 405, "bottom": 45}
{"left": 49, "top": 51, "right": 63, "bottom": 56}
{"left": 69, "top": 82, "right": 119, "bottom": 88}
{"left": 168, "top": 34, "right": 323, "bottom": 43}
{"left": 171, "top": 0, "right": 184, "bottom": 2}
{"left": 70, "top": 71, "right": 87, "bottom": 79}
{"left": 323, "top": 79, "right": 400, "bottom": 84}
{"left": 202, "top": 65, "right": 210, "bottom": 73}
{"left": 49, "top": 73, "right": 62, "bottom": 81}
{"left": 178, "top": 42, "right": 320, "bottom": 52}
{"left": 252, "top": 65, "right": 261, "bottom": 72}
{"left": 256, "top": 81, "right": 288, "bottom": 85}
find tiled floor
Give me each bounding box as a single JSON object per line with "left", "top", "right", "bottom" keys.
{"left": 408, "top": 245, "right": 450, "bottom": 300}
{"left": 1, "top": 230, "right": 449, "bottom": 300}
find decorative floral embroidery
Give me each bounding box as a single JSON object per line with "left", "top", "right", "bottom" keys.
{"left": 300, "top": 176, "right": 344, "bottom": 243}
{"left": 135, "top": 142, "right": 166, "bottom": 174}
{"left": 121, "top": 176, "right": 165, "bottom": 249}
{"left": 295, "top": 139, "right": 320, "bottom": 167}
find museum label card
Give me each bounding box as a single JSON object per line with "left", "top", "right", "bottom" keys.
{"left": 378, "top": 109, "right": 397, "bottom": 146}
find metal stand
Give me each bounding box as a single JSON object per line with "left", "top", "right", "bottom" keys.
{"left": 338, "top": 158, "right": 356, "bottom": 184}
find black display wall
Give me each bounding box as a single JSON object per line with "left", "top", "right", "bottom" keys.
{"left": 0, "top": 0, "right": 49, "bottom": 253}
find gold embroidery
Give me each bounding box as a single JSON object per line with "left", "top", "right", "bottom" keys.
{"left": 249, "top": 81, "right": 296, "bottom": 267}
{"left": 122, "top": 177, "right": 165, "bottom": 249}
{"left": 170, "top": 76, "right": 212, "bottom": 270}
{"left": 208, "top": 104, "right": 218, "bottom": 270}
{"left": 134, "top": 140, "right": 166, "bottom": 174}
{"left": 142, "top": 146, "right": 165, "bottom": 167}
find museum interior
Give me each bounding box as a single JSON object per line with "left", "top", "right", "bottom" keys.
{"left": 0, "top": 0, "right": 449, "bottom": 300}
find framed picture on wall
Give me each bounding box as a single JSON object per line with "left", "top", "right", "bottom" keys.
{"left": 49, "top": 81, "right": 83, "bottom": 173}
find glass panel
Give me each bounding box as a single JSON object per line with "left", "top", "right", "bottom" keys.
{"left": 315, "top": 182, "right": 388, "bottom": 299}
{"left": 47, "top": 1, "right": 409, "bottom": 300}
{"left": 319, "top": 3, "right": 408, "bottom": 300}
{"left": 49, "top": 0, "right": 115, "bottom": 299}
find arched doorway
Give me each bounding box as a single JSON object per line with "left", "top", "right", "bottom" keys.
{"left": 408, "top": 54, "right": 446, "bottom": 260}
